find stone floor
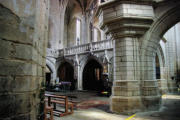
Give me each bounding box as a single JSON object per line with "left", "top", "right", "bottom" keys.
{"left": 46, "top": 91, "right": 180, "bottom": 120}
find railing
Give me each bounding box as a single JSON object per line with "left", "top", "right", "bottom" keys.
{"left": 91, "top": 39, "right": 113, "bottom": 51}
{"left": 64, "top": 43, "right": 90, "bottom": 55}
{"left": 47, "top": 40, "right": 113, "bottom": 57}
{"left": 46, "top": 48, "right": 59, "bottom": 57}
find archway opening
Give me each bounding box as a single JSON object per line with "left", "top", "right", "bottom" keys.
{"left": 45, "top": 65, "right": 52, "bottom": 90}
{"left": 83, "top": 59, "right": 103, "bottom": 91}
{"left": 58, "top": 62, "right": 75, "bottom": 90}
{"left": 155, "top": 54, "right": 161, "bottom": 79}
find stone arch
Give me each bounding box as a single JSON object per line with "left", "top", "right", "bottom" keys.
{"left": 56, "top": 58, "right": 74, "bottom": 71}
{"left": 82, "top": 59, "right": 103, "bottom": 91}
{"left": 46, "top": 59, "right": 56, "bottom": 85}
{"left": 78, "top": 55, "right": 104, "bottom": 90}
{"left": 141, "top": 1, "right": 180, "bottom": 56}
{"left": 57, "top": 59, "right": 76, "bottom": 90}
{"left": 57, "top": 58, "right": 75, "bottom": 74}
{"left": 141, "top": 1, "right": 180, "bottom": 74}
{"left": 80, "top": 55, "right": 104, "bottom": 72}
{"left": 140, "top": 1, "right": 180, "bottom": 97}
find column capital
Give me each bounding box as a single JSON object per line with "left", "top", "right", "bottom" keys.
{"left": 97, "top": 0, "right": 154, "bottom": 38}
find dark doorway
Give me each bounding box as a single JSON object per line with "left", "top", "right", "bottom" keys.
{"left": 83, "top": 59, "right": 103, "bottom": 91}
{"left": 46, "top": 73, "right": 51, "bottom": 85}
{"left": 156, "top": 55, "right": 161, "bottom": 79}
{"left": 45, "top": 65, "right": 52, "bottom": 90}
{"left": 58, "top": 62, "right": 75, "bottom": 90}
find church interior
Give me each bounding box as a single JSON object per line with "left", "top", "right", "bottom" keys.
{"left": 0, "top": 0, "right": 180, "bottom": 120}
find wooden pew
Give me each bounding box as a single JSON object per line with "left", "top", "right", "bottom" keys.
{"left": 44, "top": 105, "right": 53, "bottom": 120}
{"left": 45, "top": 94, "right": 74, "bottom": 117}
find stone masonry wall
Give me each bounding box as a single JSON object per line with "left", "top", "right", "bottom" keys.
{"left": 0, "top": 0, "right": 49, "bottom": 119}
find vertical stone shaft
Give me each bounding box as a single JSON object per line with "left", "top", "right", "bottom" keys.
{"left": 111, "top": 37, "right": 142, "bottom": 114}
{"left": 156, "top": 44, "right": 168, "bottom": 94}
{"left": 49, "top": 0, "right": 68, "bottom": 49}
{"left": 81, "top": 13, "right": 91, "bottom": 44}
{"left": 81, "top": 15, "right": 88, "bottom": 44}
{"left": 49, "top": 0, "right": 61, "bottom": 49}
{"left": 59, "top": 0, "right": 69, "bottom": 49}
{"left": 141, "top": 54, "right": 161, "bottom": 109}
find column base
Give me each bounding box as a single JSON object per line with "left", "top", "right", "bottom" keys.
{"left": 157, "top": 79, "right": 168, "bottom": 94}
{"left": 168, "top": 87, "right": 178, "bottom": 93}
{"left": 159, "top": 88, "right": 169, "bottom": 94}
{"left": 142, "top": 95, "right": 161, "bottom": 111}
{"left": 168, "top": 80, "right": 178, "bottom": 93}
{"left": 110, "top": 96, "right": 143, "bottom": 115}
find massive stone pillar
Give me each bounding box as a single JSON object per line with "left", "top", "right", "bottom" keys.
{"left": 97, "top": 0, "right": 160, "bottom": 114}
{"left": 0, "top": 0, "right": 49, "bottom": 119}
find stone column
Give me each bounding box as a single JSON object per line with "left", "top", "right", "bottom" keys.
{"left": 59, "top": 0, "right": 69, "bottom": 49}
{"left": 156, "top": 45, "right": 168, "bottom": 94}
{"left": 49, "top": 0, "right": 68, "bottom": 49}
{"left": 158, "top": 66, "right": 168, "bottom": 94}
{"left": 97, "top": 1, "right": 156, "bottom": 114}
{"left": 100, "top": 30, "right": 106, "bottom": 40}
{"left": 75, "top": 54, "right": 82, "bottom": 90}
{"left": 164, "top": 26, "right": 178, "bottom": 92}
{"left": 141, "top": 53, "right": 161, "bottom": 109}
{"left": 0, "top": 0, "right": 49, "bottom": 119}
{"left": 81, "top": 14, "right": 91, "bottom": 44}
{"left": 112, "top": 37, "right": 143, "bottom": 114}
{"left": 77, "top": 65, "right": 83, "bottom": 90}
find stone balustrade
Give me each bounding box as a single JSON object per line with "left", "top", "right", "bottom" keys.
{"left": 91, "top": 39, "right": 113, "bottom": 51}
{"left": 51, "top": 39, "right": 113, "bottom": 57}
{"left": 46, "top": 48, "right": 59, "bottom": 57}
{"left": 64, "top": 43, "right": 90, "bottom": 55}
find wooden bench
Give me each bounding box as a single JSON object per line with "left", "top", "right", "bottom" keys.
{"left": 45, "top": 94, "right": 74, "bottom": 117}
{"left": 44, "top": 106, "right": 53, "bottom": 120}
